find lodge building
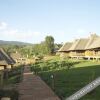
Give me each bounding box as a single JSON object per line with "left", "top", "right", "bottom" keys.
{"left": 58, "top": 33, "right": 100, "bottom": 60}
{"left": 0, "top": 48, "right": 15, "bottom": 70}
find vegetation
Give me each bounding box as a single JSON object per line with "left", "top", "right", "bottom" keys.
{"left": 0, "top": 36, "right": 61, "bottom": 58}
{"left": 0, "top": 89, "right": 19, "bottom": 100}
{"left": 0, "top": 65, "right": 23, "bottom": 100}
{"left": 7, "top": 66, "right": 23, "bottom": 84}
{"left": 31, "top": 59, "right": 100, "bottom": 100}
{"left": 2, "top": 35, "right": 100, "bottom": 99}
{"left": 0, "top": 65, "right": 23, "bottom": 86}
{"left": 45, "top": 36, "right": 55, "bottom": 54}
{"left": 32, "top": 36, "right": 55, "bottom": 56}
{"left": 31, "top": 59, "right": 74, "bottom": 73}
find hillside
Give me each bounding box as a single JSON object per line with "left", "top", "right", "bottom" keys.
{"left": 0, "top": 40, "right": 32, "bottom": 45}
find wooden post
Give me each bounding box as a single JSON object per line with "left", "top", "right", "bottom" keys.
{"left": 3, "top": 65, "right": 8, "bottom": 81}
{"left": 0, "top": 71, "right": 1, "bottom": 85}
{"left": 11, "top": 65, "right": 13, "bottom": 69}
{"left": 88, "top": 57, "right": 90, "bottom": 60}
{"left": 0, "top": 71, "right": 4, "bottom": 86}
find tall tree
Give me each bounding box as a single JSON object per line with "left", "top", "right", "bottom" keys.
{"left": 45, "top": 36, "right": 55, "bottom": 54}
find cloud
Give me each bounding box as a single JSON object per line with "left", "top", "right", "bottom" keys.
{"left": 77, "top": 29, "right": 86, "bottom": 33}
{"left": 14, "top": 32, "right": 41, "bottom": 41}
{"left": 0, "top": 30, "right": 42, "bottom": 42}
{"left": 0, "top": 22, "right": 43, "bottom": 43}
{"left": 0, "top": 22, "right": 7, "bottom": 30}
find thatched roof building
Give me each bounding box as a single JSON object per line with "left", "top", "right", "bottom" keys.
{"left": 87, "top": 37, "right": 100, "bottom": 49}
{"left": 58, "top": 42, "right": 72, "bottom": 52}
{"left": 85, "top": 34, "right": 99, "bottom": 49}
{"left": 0, "top": 48, "right": 15, "bottom": 66}
{"left": 58, "top": 33, "right": 100, "bottom": 59}
{"left": 59, "top": 33, "right": 100, "bottom": 51}
{"left": 10, "top": 52, "right": 27, "bottom": 64}
{"left": 69, "top": 39, "right": 88, "bottom": 51}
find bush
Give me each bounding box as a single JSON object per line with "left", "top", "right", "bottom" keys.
{"left": 0, "top": 89, "right": 19, "bottom": 100}
{"left": 8, "top": 66, "right": 23, "bottom": 77}
{"left": 31, "top": 60, "right": 74, "bottom": 74}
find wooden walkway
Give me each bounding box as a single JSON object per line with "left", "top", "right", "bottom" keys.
{"left": 18, "top": 66, "right": 60, "bottom": 100}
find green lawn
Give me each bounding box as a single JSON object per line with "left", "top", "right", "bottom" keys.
{"left": 32, "top": 60, "right": 100, "bottom": 100}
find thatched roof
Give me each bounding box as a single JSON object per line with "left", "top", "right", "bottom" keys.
{"left": 69, "top": 38, "right": 88, "bottom": 51}
{"left": 87, "top": 37, "right": 100, "bottom": 49}
{"left": 58, "top": 33, "right": 100, "bottom": 51}
{"left": 0, "top": 48, "right": 15, "bottom": 65}
{"left": 85, "top": 34, "right": 99, "bottom": 49}
{"left": 58, "top": 42, "right": 72, "bottom": 52}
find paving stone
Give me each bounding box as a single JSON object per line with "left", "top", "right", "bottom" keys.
{"left": 18, "top": 66, "right": 60, "bottom": 100}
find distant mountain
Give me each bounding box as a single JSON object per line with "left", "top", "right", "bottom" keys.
{"left": 0, "top": 40, "right": 33, "bottom": 45}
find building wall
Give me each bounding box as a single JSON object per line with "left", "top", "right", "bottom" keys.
{"left": 85, "top": 50, "right": 95, "bottom": 57}
{"left": 7, "top": 65, "right": 12, "bottom": 69}
{"left": 0, "top": 65, "right": 12, "bottom": 70}
{"left": 59, "top": 52, "right": 70, "bottom": 58}
{"left": 69, "top": 51, "right": 85, "bottom": 57}
{"left": 0, "top": 66, "right": 4, "bottom": 70}
{"left": 95, "top": 51, "right": 100, "bottom": 56}
{"left": 59, "top": 50, "right": 100, "bottom": 59}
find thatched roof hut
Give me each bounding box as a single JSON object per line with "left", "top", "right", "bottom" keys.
{"left": 87, "top": 37, "right": 100, "bottom": 49}
{"left": 0, "top": 48, "right": 15, "bottom": 66}
{"left": 69, "top": 39, "right": 88, "bottom": 51}
{"left": 10, "top": 52, "right": 27, "bottom": 64}
{"left": 58, "top": 42, "right": 72, "bottom": 52}
{"left": 85, "top": 34, "right": 99, "bottom": 49}
{"left": 58, "top": 33, "right": 100, "bottom": 59}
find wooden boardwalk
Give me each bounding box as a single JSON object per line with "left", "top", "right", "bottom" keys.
{"left": 18, "top": 66, "right": 60, "bottom": 100}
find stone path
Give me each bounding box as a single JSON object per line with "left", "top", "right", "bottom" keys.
{"left": 18, "top": 66, "right": 60, "bottom": 100}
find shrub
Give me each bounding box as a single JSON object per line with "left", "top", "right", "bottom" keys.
{"left": 0, "top": 89, "right": 19, "bottom": 100}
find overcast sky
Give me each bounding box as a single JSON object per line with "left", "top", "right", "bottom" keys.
{"left": 0, "top": 0, "right": 100, "bottom": 43}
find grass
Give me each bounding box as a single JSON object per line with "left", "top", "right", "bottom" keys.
{"left": 31, "top": 59, "right": 100, "bottom": 100}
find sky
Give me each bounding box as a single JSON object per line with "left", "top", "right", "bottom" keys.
{"left": 0, "top": 0, "right": 100, "bottom": 43}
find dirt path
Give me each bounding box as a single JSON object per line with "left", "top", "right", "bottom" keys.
{"left": 18, "top": 66, "right": 60, "bottom": 100}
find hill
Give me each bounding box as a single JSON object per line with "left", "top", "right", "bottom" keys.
{"left": 0, "top": 40, "right": 32, "bottom": 45}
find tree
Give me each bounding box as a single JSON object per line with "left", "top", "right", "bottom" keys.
{"left": 45, "top": 36, "right": 55, "bottom": 54}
